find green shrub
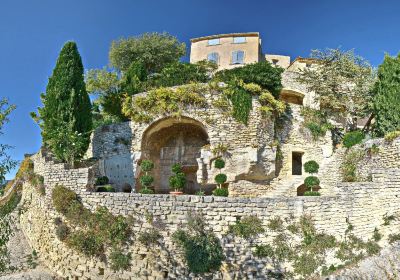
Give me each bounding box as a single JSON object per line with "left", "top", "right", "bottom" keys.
{"left": 149, "top": 61, "right": 214, "bottom": 88}
{"left": 373, "top": 228, "right": 382, "bottom": 242}
{"left": 383, "top": 214, "right": 396, "bottom": 226}
{"left": 384, "top": 130, "right": 400, "bottom": 142}
{"left": 301, "top": 107, "right": 332, "bottom": 140}
{"left": 96, "top": 185, "right": 115, "bottom": 192}
{"left": 95, "top": 176, "right": 109, "bottom": 186}
{"left": 343, "top": 131, "right": 365, "bottom": 148}
{"left": 214, "top": 174, "right": 227, "bottom": 185}
{"left": 388, "top": 233, "right": 400, "bottom": 244}
{"left": 66, "top": 230, "right": 104, "bottom": 257}
{"left": 169, "top": 164, "right": 186, "bottom": 192}
{"left": 52, "top": 187, "right": 133, "bottom": 258}
{"left": 254, "top": 244, "right": 274, "bottom": 258}
{"left": 306, "top": 122, "right": 329, "bottom": 139}
{"left": 293, "top": 253, "right": 320, "bottom": 277}
{"left": 267, "top": 217, "right": 284, "bottom": 232}
{"left": 139, "top": 188, "right": 154, "bottom": 194}
{"left": 304, "top": 176, "right": 320, "bottom": 188}
{"left": 229, "top": 216, "right": 264, "bottom": 239}
{"left": 140, "top": 160, "right": 154, "bottom": 172}
{"left": 214, "top": 61, "right": 283, "bottom": 98}
{"left": 304, "top": 191, "right": 321, "bottom": 196}
{"left": 212, "top": 188, "right": 228, "bottom": 197}
{"left": 214, "top": 158, "right": 225, "bottom": 169}
{"left": 138, "top": 229, "right": 161, "bottom": 246}
{"left": 195, "top": 189, "right": 205, "bottom": 196}
{"left": 109, "top": 248, "right": 131, "bottom": 271}
{"left": 172, "top": 213, "right": 224, "bottom": 273}
{"left": 54, "top": 217, "right": 62, "bottom": 226}
{"left": 52, "top": 185, "right": 77, "bottom": 215}
{"left": 139, "top": 159, "right": 155, "bottom": 193}
{"left": 140, "top": 175, "right": 154, "bottom": 187}
{"left": 56, "top": 224, "right": 70, "bottom": 241}
{"left": 304, "top": 160, "right": 319, "bottom": 174}
{"left": 341, "top": 150, "right": 364, "bottom": 182}
{"left": 171, "top": 163, "right": 182, "bottom": 173}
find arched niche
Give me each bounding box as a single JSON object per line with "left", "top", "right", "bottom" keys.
{"left": 280, "top": 89, "right": 305, "bottom": 106}
{"left": 139, "top": 117, "right": 210, "bottom": 194}
{"left": 297, "top": 184, "right": 321, "bottom": 196}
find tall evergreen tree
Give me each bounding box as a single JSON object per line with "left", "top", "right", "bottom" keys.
{"left": 373, "top": 54, "right": 400, "bottom": 136}
{"left": 32, "top": 42, "right": 92, "bottom": 164}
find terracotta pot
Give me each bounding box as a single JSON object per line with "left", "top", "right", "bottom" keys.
{"left": 170, "top": 191, "right": 184, "bottom": 195}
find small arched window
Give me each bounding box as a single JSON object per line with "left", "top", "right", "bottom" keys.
{"left": 232, "top": 50, "right": 244, "bottom": 64}
{"left": 207, "top": 52, "right": 219, "bottom": 64}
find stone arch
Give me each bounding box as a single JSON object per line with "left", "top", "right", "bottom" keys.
{"left": 280, "top": 88, "right": 305, "bottom": 106}
{"left": 139, "top": 117, "right": 210, "bottom": 194}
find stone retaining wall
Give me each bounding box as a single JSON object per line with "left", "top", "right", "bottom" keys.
{"left": 18, "top": 167, "right": 400, "bottom": 279}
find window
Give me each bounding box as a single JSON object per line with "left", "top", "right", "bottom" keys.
{"left": 233, "top": 37, "right": 246, "bottom": 44}
{"left": 232, "top": 50, "right": 244, "bottom": 64}
{"left": 208, "top": 38, "right": 220, "bottom": 46}
{"left": 272, "top": 59, "right": 279, "bottom": 65}
{"left": 305, "top": 63, "right": 312, "bottom": 68}
{"left": 207, "top": 52, "right": 219, "bottom": 64}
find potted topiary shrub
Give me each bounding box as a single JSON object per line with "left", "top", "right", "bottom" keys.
{"left": 303, "top": 160, "right": 320, "bottom": 196}
{"left": 169, "top": 163, "right": 186, "bottom": 195}
{"left": 139, "top": 160, "right": 155, "bottom": 194}
{"left": 212, "top": 158, "right": 229, "bottom": 197}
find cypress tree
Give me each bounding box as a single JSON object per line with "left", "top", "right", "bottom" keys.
{"left": 33, "top": 41, "right": 92, "bottom": 164}
{"left": 373, "top": 54, "right": 400, "bottom": 136}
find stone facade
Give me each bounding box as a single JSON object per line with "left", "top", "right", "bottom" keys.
{"left": 190, "top": 32, "right": 262, "bottom": 70}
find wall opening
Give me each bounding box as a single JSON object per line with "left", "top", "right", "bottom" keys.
{"left": 292, "top": 152, "right": 303, "bottom": 175}
{"left": 140, "top": 117, "right": 209, "bottom": 194}
{"left": 280, "top": 90, "right": 304, "bottom": 106}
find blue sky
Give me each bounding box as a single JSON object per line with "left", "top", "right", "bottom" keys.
{"left": 1, "top": 0, "right": 400, "bottom": 179}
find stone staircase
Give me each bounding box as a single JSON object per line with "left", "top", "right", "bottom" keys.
{"left": 263, "top": 176, "right": 305, "bottom": 198}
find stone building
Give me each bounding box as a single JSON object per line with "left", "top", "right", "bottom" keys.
{"left": 189, "top": 32, "right": 309, "bottom": 71}
{"left": 78, "top": 32, "right": 341, "bottom": 197}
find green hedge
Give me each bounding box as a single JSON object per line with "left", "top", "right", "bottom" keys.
{"left": 343, "top": 131, "right": 365, "bottom": 148}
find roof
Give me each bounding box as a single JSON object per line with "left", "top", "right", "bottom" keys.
{"left": 288, "top": 57, "right": 320, "bottom": 67}
{"left": 190, "top": 32, "right": 259, "bottom": 43}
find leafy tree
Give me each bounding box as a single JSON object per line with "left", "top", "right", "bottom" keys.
{"left": 32, "top": 42, "right": 92, "bottom": 164}
{"left": 296, "top": 49, "right": 375, "bottom": 131}
{"left": 214, "top": 61, "right": 284, "bottom": 98}
{"left": 109, "top": 32, "right": 186, "bottom": 73}
{"left": 372, "top": 54, "right": 400, "bottom": 136}
{"left": 0, "top": 99, "right": 17, "bottom": 185}
{"left": 149, "top": 61, "right": 216, "bottom": 88}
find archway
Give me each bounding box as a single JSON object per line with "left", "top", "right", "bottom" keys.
{"left": 140, "top": 117, "right": 209, "bottom": 194}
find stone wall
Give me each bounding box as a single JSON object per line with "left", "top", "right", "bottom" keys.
{"left": 18, "top": 166, "right": 400, "bottom": 279}
{"left": 32, "top": 148, "right": 97, "bottom": 193}
{"left": 84, "top": 84, "right": 276, "bottom": 192}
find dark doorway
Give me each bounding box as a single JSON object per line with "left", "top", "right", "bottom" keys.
{"left": 292, "top": 152, "right": 303, "bottom": 175}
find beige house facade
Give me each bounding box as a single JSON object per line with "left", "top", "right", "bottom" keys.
{"left": 190, "top": 32, "right": 262, "bottom": 70}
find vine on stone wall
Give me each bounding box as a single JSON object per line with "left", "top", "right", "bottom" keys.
{"left": 122, "top": 83, "right": 208, "bottom": 123}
